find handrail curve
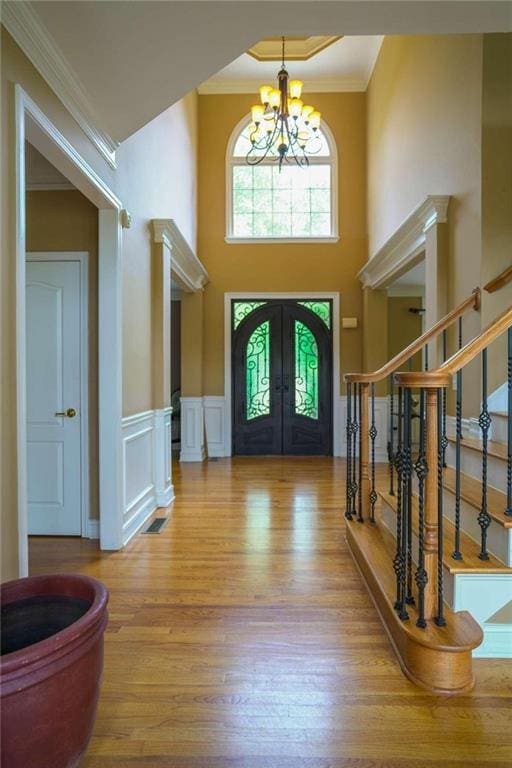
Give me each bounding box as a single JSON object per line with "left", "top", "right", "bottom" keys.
{"left": 344, "top": 288, "right": 480, "bottom": 384}
{"left": 396, "top": 305, "right": 512, "bottom": 388}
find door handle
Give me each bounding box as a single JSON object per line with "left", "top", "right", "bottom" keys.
{"left": 55, "top": 408, "right": 77, "bottom": 418}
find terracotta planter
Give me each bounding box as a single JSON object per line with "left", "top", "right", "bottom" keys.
{"left": 1, "top": 574, "right": 108, "bottom": 768}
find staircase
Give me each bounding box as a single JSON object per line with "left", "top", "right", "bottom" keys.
{"left": 343, "top": 287, "right": 512, "bottom": 693}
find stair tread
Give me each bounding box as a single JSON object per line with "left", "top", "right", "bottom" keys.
{"left": 443, "top": 467, "right": 512, "bottom": 529}
{"left": 346, "top": 513, "right": 483, "bottom": 651}
{"left": 447, "top": 434, "right": 507, "bottom": 460}
{"left": 380, "top": 490, "right": 512, "bottom": 574}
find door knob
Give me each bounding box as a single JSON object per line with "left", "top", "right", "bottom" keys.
{"left": 55, "top": 408, "right": 77, "bottom": 418}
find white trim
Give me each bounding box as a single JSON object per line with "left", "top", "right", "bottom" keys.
{"left": 204, "top": 396, "right": 227, "bottom": 458}
{"left": 225, "top": 113, "right": 339, "bottom": 242}
{"left": 225, "top": 236, "right": 340, "bottom": 245}
{"left": 223, "top": 292, "right": 341, "bottom": 457}
{"left": 152, "top": 219, "right": 209, "bottom": 293}
{"left": 154, "top": 407, "right": 175, "bottom": 507}
{"left": 87, "top": 520, "right": 100, "bottom": 540}
{"left": 121, "top": 411, "right": 155, "bottom": 545}
{"left": 15, "top": 85, "right": 123, "bottom": 575}
{"left": 488, "top": 381, "right": 508, "bottom": 413}
{"left": 3, "top": 2, "right": 118, "bottom": 168}
{"left": 180, "top": 398, "right": 206, "bottom": 462}
{"left": 26, "top": 251, "right": 91, "bottom": 538}
{"left": 26, "top": 182, "right": 76, "bottom": 192}
{"left": 199, "top": 79, "right": 368, "bottom": 96}
{"left": 358, "top": 196, "right": 451, "bottom": 289}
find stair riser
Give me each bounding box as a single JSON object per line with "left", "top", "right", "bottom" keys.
{"left": 446, "top": 573, "right": 512, "bottom": 659}
{"left": 490, "top": 413, "right": 509, "bottom": 444}
{"left": 410, "top": 475, "right": 511, "bottom": 565}
{"left": 380, "top": 499, "right": 512, "bottom": 659}
{"left": 446, "top": 443, "right": 506, "bottom": 492}
{"left": 441, "top": 490, "right": 512, "bottom": 567}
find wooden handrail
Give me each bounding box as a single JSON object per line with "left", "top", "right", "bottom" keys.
{"left": 396, "top": 305, "right": 512, "bottom": 388}
{"left": 484, "top": 265, "right": 512, "bottom": 294}
{"left": 344, "top": 288, "right": 480, "bottom": 384}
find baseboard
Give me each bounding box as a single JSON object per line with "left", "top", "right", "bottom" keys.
{"left": 180, "top": 447, "right": 206, "bottom": 462}
{"left": 156, "top": 484, "right": 175, "bottom": 508}
{"left": 122, "top": 494, "right": 156, "bottom": 545}
{"left": 86, "top": 519, "right": 99, "bottom": 539}
{"left": 122, "top": 408, "right": 173, "bottom": 543}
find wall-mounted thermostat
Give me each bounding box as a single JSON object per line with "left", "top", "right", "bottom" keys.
{"left": 342, "top": 317, "right": 358, "bottom": 329}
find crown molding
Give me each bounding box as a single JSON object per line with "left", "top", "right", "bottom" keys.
{"left": 152, "top": 219, "right": 209, "bottom": 293}
{"left": 198, "top": 78, "right": 367, "bottom": 95}
{"left": 2, "top": 1, "right": 118, "bottom": 169}
{"left": 358, "top": 195, "right": 450, "bottom": 289}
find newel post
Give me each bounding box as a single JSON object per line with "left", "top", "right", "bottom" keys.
{"left": 423, "top": 388, "right": 440, "bottom": 619}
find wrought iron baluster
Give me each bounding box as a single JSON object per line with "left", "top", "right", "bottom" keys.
{"left": 357, "top": 384, "right": 364, "bottom": 523}
{"left": 403, "top": 388, "right": 414, "bottom": 606}
{"left": 506, "top": 327, "right": 512, "bottom": 517}
{"left": 345, "top": 383, "right": 353, "bottom": 520}
{"left": 414, "top": 388, "right": 428, "bottom": 628}
{"left": 441, "top": 329, "right": 448, "bottom": 467}
{"left": 435, "top": 389, "right": 446, "bottom": 627}
{"left": 388, "top": 374, "right": 395, "bottom": 496}
{"left": 478, "top": 349, "right": 492, "bottom": 560}
{"left": 351, "top": 383, "right": 359, "bottom": 518}
{"left": 370, "top": 383, "right": 377, "bottom": 523}
{"left": 393, "top": 386, "right": 408, "bottom": 620}
{"left": 453, "top": 316, "right": 463, "bottom": 560}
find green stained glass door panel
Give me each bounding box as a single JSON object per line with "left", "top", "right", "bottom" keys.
{"left": 233, "top": 301, "right": 267, "bottom": 329}
{"left": 297, "top": 301, "right": 331, "bottom": 328}
{"left": 294, "top": 321, "right": 319, "bottom": 419}
{"left": 246, "top": 321, "right": 270, "bottom": 420}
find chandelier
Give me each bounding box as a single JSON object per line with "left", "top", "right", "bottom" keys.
{"left": 247, "top": 37, "right": 322, "bottom": 170}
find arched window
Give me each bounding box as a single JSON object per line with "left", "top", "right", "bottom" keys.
{"left": 226, "top": 115, "right": 338, "bottom": 242}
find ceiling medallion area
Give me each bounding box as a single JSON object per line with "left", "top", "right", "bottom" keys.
{"left": 248, "top": 36, "right": 342, "bottom": 62}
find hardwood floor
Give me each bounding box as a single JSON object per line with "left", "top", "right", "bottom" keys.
{"left": 29, "top": 458, "right": 512, "bottom": 767}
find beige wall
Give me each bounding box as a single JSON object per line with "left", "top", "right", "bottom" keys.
{"left": 387, "top": 296, "right": 423, "bottom": 371}
{"left": 368, "top": 35, "right": 483, "bottom": 345}
{"left": 26, "top": 189, "right": 100, "bottom": 520}
{"left": 1, "top": 29, "right": 198, "bottom": 580}
{"left": 367, "top": 35, "right": 484, "bottom": 414}
{"left": 481, "top": 33, "right": 512, "bottom": 394}
{"left": 195, "top": 92, "right": 368, "bottom": 397}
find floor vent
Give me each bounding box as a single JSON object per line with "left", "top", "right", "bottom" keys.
{"left": 209, "top": 457, "right": 219, "bottom": 462}
{"left": 142, "top": 517, "right": 168, "bottom": 534}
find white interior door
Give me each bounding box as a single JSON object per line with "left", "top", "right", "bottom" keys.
{"left": 26, "top": 260, "right": 82, "bottom": 535}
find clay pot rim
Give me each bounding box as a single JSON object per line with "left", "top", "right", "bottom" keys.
{"left": 1, "top": 573, "right": 108, "bottom": 673}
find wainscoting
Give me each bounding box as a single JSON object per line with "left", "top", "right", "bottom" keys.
{"left": 121, "top": 408, "right": 174, "bottom": 544}
{"left": 180, "top": 395, "right": 389, "bottom": 461}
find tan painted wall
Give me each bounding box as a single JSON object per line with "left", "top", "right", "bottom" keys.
{"left": 26, "top": 190, "right": 100, "bottom": 520}
{"left": 1, "top": 30, "right": 198, "bottom": 579}
{"left": 481, "top": 33, "right": 512, "bottom": 394}
{"left": 367, "top": 34, "right": 483, "bottom": 413}
{"left": 195, "top": 92, "right": 368, "bottom": 396}
{"left": 387, "top": 297, "right": 423, "bottom": 371}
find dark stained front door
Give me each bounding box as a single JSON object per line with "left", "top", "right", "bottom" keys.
{"left": 232, "top": 300, "right": 333, "bottom": 455}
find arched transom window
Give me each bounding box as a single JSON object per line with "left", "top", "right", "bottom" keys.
{"left": 226, "top": 116, "right": 338, "bottom": 242}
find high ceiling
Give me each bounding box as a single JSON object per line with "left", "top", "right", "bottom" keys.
{"left": 4, "top": 1, "right": 511, "bottom": 148}
{"left": 199, "top": 36, "right": 384, "bottom": 94}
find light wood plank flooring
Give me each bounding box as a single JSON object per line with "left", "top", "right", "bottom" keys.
{"left": 29, "top": 458, "right": 512, "bottom": 767}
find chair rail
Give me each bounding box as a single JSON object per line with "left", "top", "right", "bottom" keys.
{"left": 345, "top": 288, "right": 480, "bottom": 384}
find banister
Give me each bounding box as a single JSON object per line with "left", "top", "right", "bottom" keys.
{"left": 344, "top": 288, "right": 480, "bottom": 384}
{"left": 484, "top": 265, "right": 512, "bottom": 294}
{"left": 396, "top": 305, "right": 512, "bottom": 388}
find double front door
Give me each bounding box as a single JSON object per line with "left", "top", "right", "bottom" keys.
{"left": 232, "top": 300, "right": 332, "bottom": 455}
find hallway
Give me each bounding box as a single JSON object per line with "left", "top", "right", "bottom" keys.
{"left": 30, "top": 458, "right": 511, "bottom": 767}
